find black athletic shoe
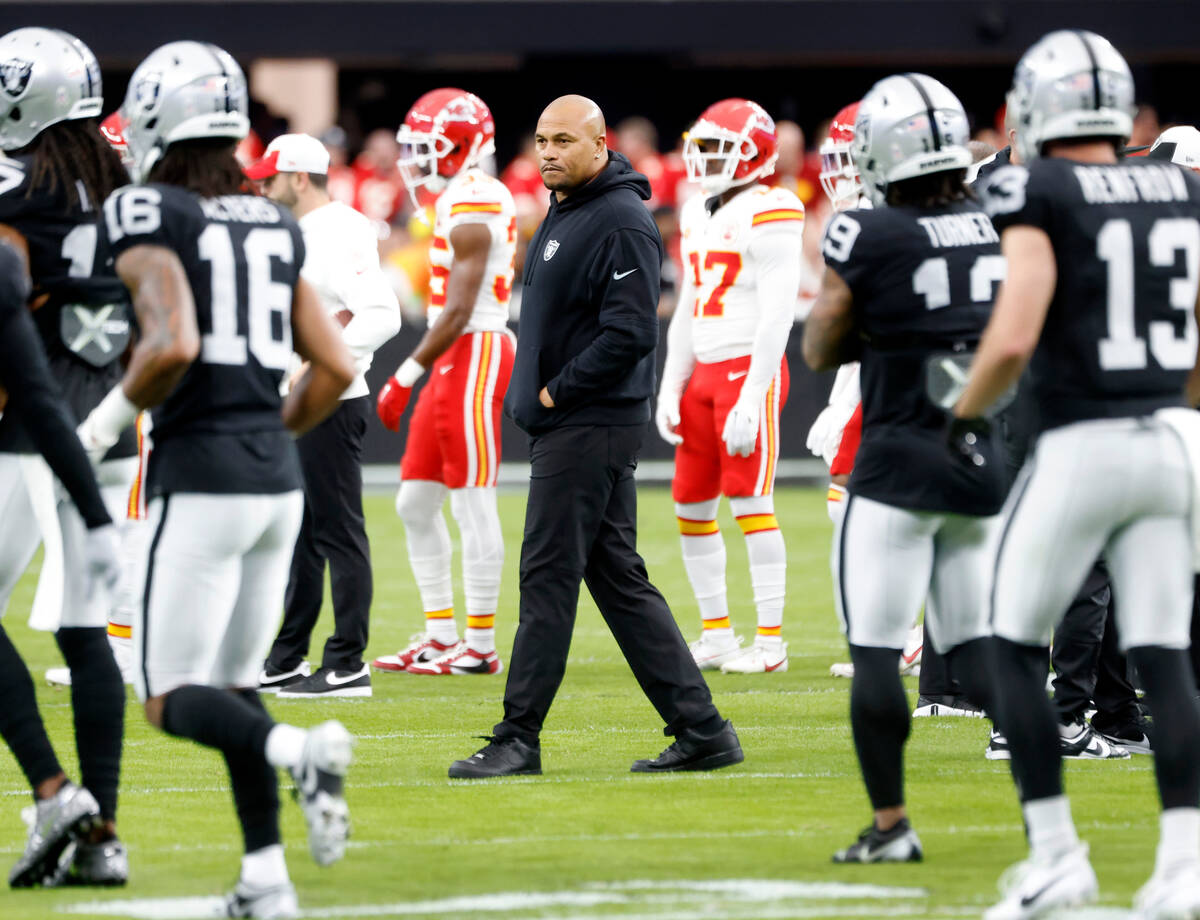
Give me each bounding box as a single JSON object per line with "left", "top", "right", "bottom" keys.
{"left": 449, "top": 736, "right": 542, "bottom": 779}
{"left": 1093, "top": 712, "right": 1153, "bottom": 755}
{"left": 257, "top": 661, "right": 311, "bottom": 694}
{"left": 276, "top": 665, "right": 371, "bottom": 699}
{"left": 912, "top": 694, "right": 985, "bottom": 718}
{"left": 630, "top": 720, "right": 744, "bottom": 773}
{"left": 833, "top": 818, "right": 923, "bottom": 863}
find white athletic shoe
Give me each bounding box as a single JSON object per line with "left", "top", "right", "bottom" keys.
{"left": 46, "top": 667, "right": 71, "bottom": 688}
{"left": 689, "top": 632, "right": 743, "bottom": 670}
{"left": 224, "top": 878, "right": 299, "bottom": 919}
{"left": 720, "top": 642, "right": 788, "bottom": 674}
{"left": 1134, "top": 863, "right": 1200, "bottom": 920}
{"left": 984, "top": 842, "right": 1098, "bottom": 920}
{"left": 290, "top": 721, "right": 353, "bottom": 867}
{"left": 830, "top": 662, "right": 855, "bottom": 678}
{"left": 1059, "top": 719, "right": 1130, "bottom": 760}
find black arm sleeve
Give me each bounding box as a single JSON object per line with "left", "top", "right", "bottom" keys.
{"left": 546, "top": 228, "right": 661, "bottom": 408}
{"left": 0, "top": 246, "right": 112, "bottom": 529}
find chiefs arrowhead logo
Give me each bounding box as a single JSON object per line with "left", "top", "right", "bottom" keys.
{"left": 543, "top": 239, "right": 560, "bottom": 261}
{"left": 1, "top": 58, "right": 32, "bottom": 99}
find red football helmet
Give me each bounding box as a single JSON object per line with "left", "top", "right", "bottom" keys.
{"left": 99, "top": 110, "right": 132, "bottom": 167}
{"left": 396, "top": 88, "right": 495, "bottom": 205}
{"left": 819, "top": 102, "right": 863, "bottom": 211}
{"left": 683, "top": 98, "right": 778, "bottom": 195}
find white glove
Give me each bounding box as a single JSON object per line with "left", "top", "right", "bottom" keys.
{"left": 722, "top": 399, "right": 761, "bottom": 457}
{"left": 83, "top": 524, "right": 121, "bottom": 604}
{"left": 77, "top": 385, "right": 139, "bottom": 466}
{"left": 807, "top": 403, "right": 853, "bottom": 466}
{"left": 655, "top": 391, "right": 683, "bottom": 446}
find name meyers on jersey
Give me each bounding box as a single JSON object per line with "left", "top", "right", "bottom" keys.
{"left": 200, "top": 195, "right": 283, "bottom": 223}
{"left": 917, "top": 213, "right": 1000, "bottom": 248}
{"left": 1074, "top": 163, "right": 1190, "bottom": 205}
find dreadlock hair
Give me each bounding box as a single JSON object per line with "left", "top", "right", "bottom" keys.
{"left": 22, "top": 118, "right": 127, "bottom": 212}
{"left": 886, "top": 168, "right": 974, "bottom": 209}
{"left": 147, "top": 139, "right": 246, "bottom": 198}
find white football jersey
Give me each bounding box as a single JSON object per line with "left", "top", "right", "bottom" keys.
{"left": 429, "top": 168, "right": 517, "bottom": 334}
{"left": 679, "top": 184, "right": 805, "bottom": 363}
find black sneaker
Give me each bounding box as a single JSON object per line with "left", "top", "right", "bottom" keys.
{"left": 912, "top": 694, "right": 985, "bottom": 718}
{"left": 1059, "top": 718, "right": 1129, "bottom": 759}
{"left": 630, "top": 719, "right": 744, "bottom": 773}
{"left": 276, "top": 665, "right": 371, "bottom": 699}
{"left": 985, "top": 728, "right": 1011, "bottom": 761}
{"left": 449, "top": 736, "right": 541, "bottom": 778}
{"left": 1093, "top": 712, "right": 1153, "bottom": 755}
{"left": 833, "top": 818, "right": 923, "bottom": 863}
{"left": 257, "top": 661, "right": 311, "bottom": 694}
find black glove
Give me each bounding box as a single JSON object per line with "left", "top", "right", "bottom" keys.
{"left": 946, "top": 416, "right": 991, "bottom": 469}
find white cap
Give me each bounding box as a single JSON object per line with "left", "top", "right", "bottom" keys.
{"left": 1147, "top": 126, "right": 1200, "bottom": 170}
{"left": 244, "top": 132, "right": 330, "bottom": 179}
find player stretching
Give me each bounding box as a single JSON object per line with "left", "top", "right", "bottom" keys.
{"left": 86, "top": 42, "right": 357, "bottom": 918}
{"left": 657, "top": 98, "right": 802, "bottom": 674}
{"left": 374, "top": 89, "right": 516, "bottom": 676}
{"left": 960, "top": 31, "right": 1200, "bottom": 919}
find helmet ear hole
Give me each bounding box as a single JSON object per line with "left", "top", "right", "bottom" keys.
{"left": 144, "top": 117, "right": 157, "bottom": 132}
{"left": 9, "top": 107, "right": 19, "bottom": 122}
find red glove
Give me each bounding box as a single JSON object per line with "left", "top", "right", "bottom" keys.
{"left": 376, "top": 376, "right": 412, "bottom": 431}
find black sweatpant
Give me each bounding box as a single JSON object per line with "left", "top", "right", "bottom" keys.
{"left": 495, "top": 424, "right": 722, "bottom": 744}
{"left": 268, "top": 396, "right": 372, "bottom": 673}
{"left": 1051, "top": 560, "right": 1139, "bottom": 727}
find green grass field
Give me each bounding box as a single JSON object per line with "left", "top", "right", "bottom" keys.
{"left": 0, "top": 485, "right": 1160, "bottom": 919}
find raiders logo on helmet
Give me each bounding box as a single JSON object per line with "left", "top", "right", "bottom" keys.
{"left": 134, "top": 72, "right": 162, "bottom": 113}
{"left": 0, "top": 58, "right": 32, "bottom": 99}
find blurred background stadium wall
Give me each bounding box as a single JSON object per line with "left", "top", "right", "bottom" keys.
{"left": 2, "top": 0, "right": 1194, "bottom": 469}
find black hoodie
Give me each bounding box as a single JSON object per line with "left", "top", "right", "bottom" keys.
{"left": 505, "top": 151, "right": 664, "bottom": 435}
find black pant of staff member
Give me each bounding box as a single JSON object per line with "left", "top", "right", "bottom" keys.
{"left": 450, "top": 95, "right": 743, "bottom": 778}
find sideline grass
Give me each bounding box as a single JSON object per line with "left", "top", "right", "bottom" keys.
{"left": 0, "top": 486, "right": 1161, "bottom": 919}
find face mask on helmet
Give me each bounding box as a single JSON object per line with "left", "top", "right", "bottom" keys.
{"left": 819, "top": 144, "right": 861, "bottom": 210}
{"left": 395, "top": 127, "right": 455, "bottom": 197}
{"left": 682, "top": 127, "right": 756, "bottom": 195}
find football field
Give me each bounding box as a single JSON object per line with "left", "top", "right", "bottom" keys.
{"left": 0, "top": 485, "right": 1161, "bottom": 919}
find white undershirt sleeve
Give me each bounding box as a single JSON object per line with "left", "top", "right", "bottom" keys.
{"left": 739, "top": 230, "right": 803, "bottom": 405}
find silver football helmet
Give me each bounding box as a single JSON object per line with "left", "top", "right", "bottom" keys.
{"left": 1007, "top": 30, "right": 1134, "bottom": 164}
{"left": 851, "top": 73, "right": 972, "bottom": 208}
{"left": 121, "top": 41, "right": 249, "bottom": 182}
{"left": 0, "top": 28, "right": 103, "bottom": 151}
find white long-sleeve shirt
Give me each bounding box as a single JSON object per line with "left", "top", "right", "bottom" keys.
{"left": 298, "top": 201, "right": 401, "bottom": 399}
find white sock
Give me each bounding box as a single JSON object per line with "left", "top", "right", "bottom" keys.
{"left": 397, "top": 481, "right": 457, "bottom": 642}
{"left": 1158, "top": 807, "right": 1200, "bottom": 874}
{"left": 677, "top": 499, "right": 729, "bottom": 637}
{"left": 1023, "top": 795, "right": 1079, "bottom": 859}
{"left": 827, "top": 484, "right": 848, "bottom": 526}
{"left": 451, "top": 488, "right": 504, "bottom": 654}
{"left": 732, "top": 496, "right": 786, "bottom": 642}
{"left": 241, "top": 843, "right": 288, "bottom": 887}
{"left": 264, "top": 724, "right": 307, "bottom": 770}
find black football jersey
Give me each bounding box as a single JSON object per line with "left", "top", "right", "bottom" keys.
{"left": 980, "top": 157, "right": 1200, "bottom": 431}
{"left": 822, "top": 200, "right": 1006, "bottom": 515}
{"left": 0, "top": 152, "right": 135, "bottom": 458}
{"left": 99, "top": 184, "right": 306, "bottom": 496}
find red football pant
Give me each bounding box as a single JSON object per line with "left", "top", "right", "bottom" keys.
{"left": 673, "top": 355, "right": 789, "bottom": 503}
{"left": 400, "top": 330, "right": 515, "bottom": 489}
